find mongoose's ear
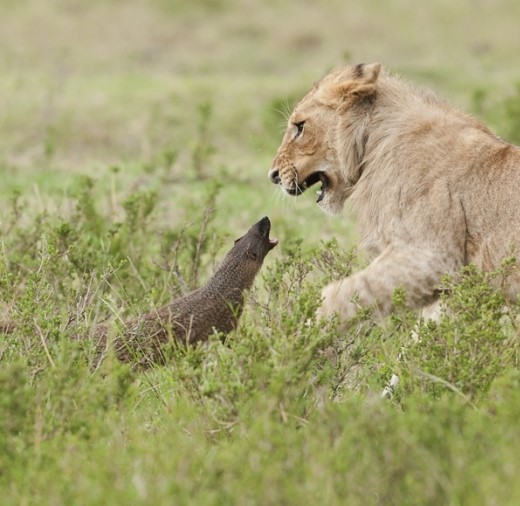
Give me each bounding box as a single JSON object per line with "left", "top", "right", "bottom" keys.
{"left": 318, "top": 63, "right": 381, "bottom": 107}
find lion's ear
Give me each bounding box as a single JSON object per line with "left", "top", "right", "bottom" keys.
{"left": 356, "top": 62, "right": 381, "bottom": 84}
{"left": 318, "top": 63, "right": 381, "bottom": 107}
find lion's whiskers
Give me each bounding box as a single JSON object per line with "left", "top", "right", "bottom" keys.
{"left": 280, "top": 97, "right": 292, "bottom": 121}
{"left": 270, "top": 186, "right": 297, "bottom": 214}
{"left": 292, "top": 166, "right": 306, "bottom": 196}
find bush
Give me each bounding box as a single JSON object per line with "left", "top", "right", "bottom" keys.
{"left": 1, "top": 176, "right": 520, "bottom": 504}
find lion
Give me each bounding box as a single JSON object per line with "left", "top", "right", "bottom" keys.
{"left": 269, "top": 62, "right": 520, "bottom": 326}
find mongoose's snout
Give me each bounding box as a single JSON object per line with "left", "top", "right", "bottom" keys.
{"left": 235, "top": 216, "right": 278, "bottom": 264}
{"left": 257, "top": 216, "right": 272, "bottom": 237}
{"left": 255, "top": 216, "right": 279, "bottom": 250}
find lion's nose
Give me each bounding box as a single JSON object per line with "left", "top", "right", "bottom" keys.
{"left": 269, "top": 169, "right": 281, "bottom": 185}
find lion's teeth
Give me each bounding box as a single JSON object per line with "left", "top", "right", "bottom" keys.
{"left": 316, "top": 189, "right": 325, "bottom": 203}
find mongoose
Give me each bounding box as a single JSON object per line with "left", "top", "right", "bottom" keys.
{"left": 93, "top": 216, "right": 278, "bottom": 367}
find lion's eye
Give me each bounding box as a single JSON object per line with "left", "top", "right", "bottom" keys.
{"left": 294, "top": 121, "right": 305, "bottom": 139}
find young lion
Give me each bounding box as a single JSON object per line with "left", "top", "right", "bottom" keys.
{"left": 269, "top": 63, "right": 520, "bottom": 325}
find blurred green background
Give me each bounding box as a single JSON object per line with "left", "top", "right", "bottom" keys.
{"left": 2, "top": 0, "right": 520, "bottom": 243}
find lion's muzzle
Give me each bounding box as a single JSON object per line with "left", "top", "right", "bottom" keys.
{"left": 268, "top": 168, "right": 281, "bottom": 185}
{"left": 269, "top": 161, "right": 330, "bottom": 202}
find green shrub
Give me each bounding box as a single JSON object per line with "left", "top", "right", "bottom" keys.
{"left": 1, "top": 170, "right": 520, "bottom": 505}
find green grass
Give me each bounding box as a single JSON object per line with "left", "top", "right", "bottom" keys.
{"left": 1, "top": 0, "right": 520, "bottom": 504}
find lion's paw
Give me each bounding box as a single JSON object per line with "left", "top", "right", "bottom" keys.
{"left": 316, "top": 280, "right": 343, "bottom": 319}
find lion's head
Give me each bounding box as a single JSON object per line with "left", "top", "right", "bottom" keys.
{"left": 269, "top": 62, "right": 381, "bottom": 215}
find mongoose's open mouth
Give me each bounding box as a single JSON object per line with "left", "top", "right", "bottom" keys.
{"left": 285, "top": 171, "right": 330, "bottom": 203}
{"left": 257, "top": 216, "right": 279, "bottom": 249}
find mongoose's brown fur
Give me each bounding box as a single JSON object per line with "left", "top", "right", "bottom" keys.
{"left": 93, "top": 217, "right": 277, "bottom": 367}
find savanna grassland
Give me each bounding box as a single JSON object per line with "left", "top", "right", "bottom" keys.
{"left": 1, "top": 1, "right": 520, "bottom": 504}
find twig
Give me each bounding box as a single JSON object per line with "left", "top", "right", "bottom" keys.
{"left": 416, "top": 369, "right": 479, "bottom": 410}
{"left": 34, "top": 320, "right": 56, "bottom": 369}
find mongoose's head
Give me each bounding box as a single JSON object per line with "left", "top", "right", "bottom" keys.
{"left": 211, "top": 216, "right": 278, "bottom": 294}
{"left": 232, "top": 216, "right": 278, "bottom": 266}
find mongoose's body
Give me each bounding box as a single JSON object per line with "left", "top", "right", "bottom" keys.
{"left": 94, "top": 217, "right": 277, "bottom": 366}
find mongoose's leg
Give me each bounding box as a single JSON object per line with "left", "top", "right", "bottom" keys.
{"left": 318, "top": 244, "right": 459, "bottom": 326}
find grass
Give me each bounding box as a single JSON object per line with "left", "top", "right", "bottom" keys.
{"left": 1, "top": 0, "right": 520, "bottom": 504}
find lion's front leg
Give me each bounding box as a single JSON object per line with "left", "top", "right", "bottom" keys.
{"left": 317, "top": 244, "right": 459, "bottom": 326}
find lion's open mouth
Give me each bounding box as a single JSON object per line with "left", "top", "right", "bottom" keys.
{"left": 286, "top": 171, "right": 330, "bottom": 203}
{"left": 315, "top": 172, "right": 330, "bottom": 203}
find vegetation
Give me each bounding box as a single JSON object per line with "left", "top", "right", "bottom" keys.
{"left": 1, "top": 1, "right": 520, "bottom": 504}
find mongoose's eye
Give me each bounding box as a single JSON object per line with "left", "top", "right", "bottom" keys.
{"left": 247, "top": 250, "right": 258, "bottom": 260}
{"left": 294, "top": 121, "right": 305, "bottom": 139}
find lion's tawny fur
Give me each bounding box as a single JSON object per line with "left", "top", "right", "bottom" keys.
{"left": 269, "top": 63, "right": 520, "bottom": 325}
